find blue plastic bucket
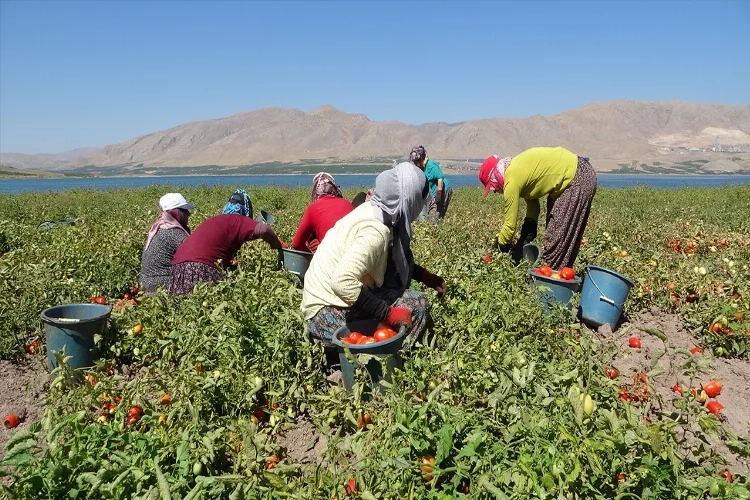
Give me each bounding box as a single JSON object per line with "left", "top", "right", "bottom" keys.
{"left": 278, "top": 248, "right": 314, "bottom": 283}
{"left": 41, "top": 303, "right": 111, "bottom": 370}
{"left": 579, "top": 265, "right": 634, "bottom": 329}
{"left": 332, "top": 320, "right": 406, "bottom": 392}
{"left": 529, "top": 270, "right": 582, "bottom": 311}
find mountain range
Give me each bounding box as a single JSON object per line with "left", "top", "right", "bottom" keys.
{"left": 2, "top": 101, "right": 749, "bottom": 173}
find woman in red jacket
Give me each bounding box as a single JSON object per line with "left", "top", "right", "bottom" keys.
{"left": 291, "top": 173, "right": 354, "bottom": 252}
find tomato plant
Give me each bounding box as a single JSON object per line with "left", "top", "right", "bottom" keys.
{"left": 0, "top": 185, "right": 749, "bottom": 498}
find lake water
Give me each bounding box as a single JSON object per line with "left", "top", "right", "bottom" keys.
{"left": 2, "top": 174, "right": 750, "bottom": 194}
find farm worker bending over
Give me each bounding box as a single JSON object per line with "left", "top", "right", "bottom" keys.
{"left": 478, "top": 147, "right": 597, "bottom": 269}
{"left": 302, "top": 162, "right": 446, "bottom": 348}
{"left": 140, "top": 193, "right": 195, "bottom": 294}
{"left": 169, "top": 189, "right": 283, "bottom": 295}
{"left": 291, "top": 173, "right": 354, "bottom": 253}
{"left": 409, "top": 146, "right": 453, "bottom": 220}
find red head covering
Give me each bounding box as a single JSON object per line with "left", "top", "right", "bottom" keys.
{"left": 478, "top": 155, "right": 511, "bottom": 196}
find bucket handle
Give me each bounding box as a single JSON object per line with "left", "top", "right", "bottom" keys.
{"left": 587, "top": 274, "right": 616, "bottom": 306}
{"left": 48, "top": 317, "right": 81, "bottom": 323}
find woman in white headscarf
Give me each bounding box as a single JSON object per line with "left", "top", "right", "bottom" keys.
{"left": 302, "top": 162, "right": 447, "bottom": 348}
{"left": 140, "top": 193, "right": 195, "bottom": 294}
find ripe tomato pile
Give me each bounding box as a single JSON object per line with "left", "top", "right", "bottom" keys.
{"left": 532, "top": 265, "right": 576, "bottom": 280}
{"left": 341, "top": 323, "right": 399, "bottom": 345}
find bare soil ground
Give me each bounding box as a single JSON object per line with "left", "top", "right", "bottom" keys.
{"left": 0, "top": 355, "right": 48, "bottom": 458}
{"left": 591, "top": 308, "right": 750, "bottom": 474}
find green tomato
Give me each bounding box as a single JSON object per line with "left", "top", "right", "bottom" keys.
{"left": 709, "top": 480, "right": 721, "bottom": 496}
{"left": 583, "top": 394, "right": 595, "bottom": 416}
{"left": 193, "top": 462, "right": 203, "bottom": 476}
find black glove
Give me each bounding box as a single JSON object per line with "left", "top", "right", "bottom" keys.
{"left": 519, "top": 217, "right": 538, "bottom": 245}
{"left": 492, "top": 240, "right": 512, "bottom": 254}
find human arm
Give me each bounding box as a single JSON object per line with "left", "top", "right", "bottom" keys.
{"left": 496, "top": 182, "right": 521, "bottom": 246}
{"left": 291, "top": 206, "right": 315, "bottom": 251}
{"left": 413, "top": 264, "right": 446, "bottom": 297}
{"left": 247, "top": 221, "right": 282, "bottom": 250}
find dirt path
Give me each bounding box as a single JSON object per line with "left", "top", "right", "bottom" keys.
{"left": 0, "top": 355, "right": 48, "bottom": 457}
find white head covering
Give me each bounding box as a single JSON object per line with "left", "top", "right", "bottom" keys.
{"left": 369, "top": 162, "right": 428, "bottom": 287}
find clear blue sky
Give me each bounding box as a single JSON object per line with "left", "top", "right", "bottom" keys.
{"left": 1, "top": 0, "right": 748, "bottom": 153}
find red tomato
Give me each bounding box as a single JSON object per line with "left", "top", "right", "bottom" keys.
{"left": 95, "top": 296, "right": 107, "bottom": 305}
{"left": 161, "top": 394, "right": 171, "bottom": 405}
{"left": 27, "top": 340, "right": 40, "bottom": 355}
{"left": 605, "top": 367, "right": 619, "bottom": 379}
{"left": 559, "top": 267, "right": 576, "bottom": 280}
{"left": 3, "top": 414, "right": 20, "bottom": 429}
{"left": 702, "top": 381, "right": 722, "bottom": 398}
{"left": 706, "top": 400, "right": 724, "bottom": 417}
{"left": 671, "top": 385, "right": 683, "bottom": 397}
{"left": 374, "top": 326, "right": 397, "bottom": 342}
{"left": 127, "top": 405, "right": 143, "bottom": 418}
{"left": 537, "top": 266, "right": 553, "bottom": 277}
{"left": 483, "top": 255, "right": 492, "bottom": 264}
{"left": 362, "top": 338, "right": 376, "bottom": 345}
{"left": 342, "top": 336, "right": 358, "bottom": 344}
{"left": 126, "top": 415, "right": 139, "bottom": 426}
{"left": 628, "top": 337, "right": 641, "bottom": 349}
{"left": 345, "top": 479, "right": 356, "bottom": 494}
{"left": 720, "top": 470, "right": 733, "bottom": 483}
{"left": 348, "top": 331, "right": 363, "bottom": 342}
{"left": 689, "top": 346, "right": 704, "bottom": 355}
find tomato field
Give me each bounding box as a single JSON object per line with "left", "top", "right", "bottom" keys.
{"left": 1, "top": 183, "right": 749, "bottom": 499}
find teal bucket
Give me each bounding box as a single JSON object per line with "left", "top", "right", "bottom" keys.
{"left": 41, "top": 303, "right": 111, "bottom": 370}
{"left": 278, "top": 248, "right": 314, "bottom": 283}
{"left": 579, "top": 265, "right": 634, "bottom": 330}
{"left": 332, "top": 320, "right": 406, "bottom": 392}
{"left": 529, "top": 270, "right": 582, "bottom": 311}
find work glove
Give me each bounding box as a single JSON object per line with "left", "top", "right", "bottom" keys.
{"left": 352, "top": 288, "right": 413, "bottom": 329}
{"left": 436, "top": 188, "right": 444, "bottom": 204}
{"left": 510, "top": 242, "right": 524, "bottom": 265}
{"left": 386, "top": 307, "right": 413, "bottom": 329}
{"left": 519, "top": 217, "right": 538, "bottom": 245}
{"left": 414, "top": 265, "right": 447, "bottom": 298}
{"left": 307, "top": 238, "right": 320, "bottom": 252}
{"left": 492, "top": 240, "right": 513, "bottom": 254}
